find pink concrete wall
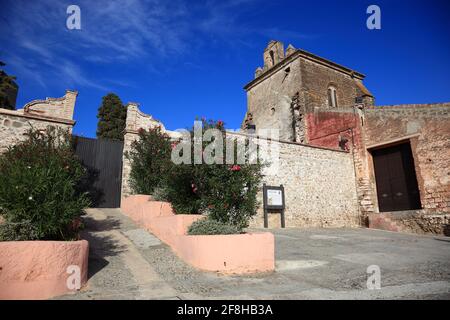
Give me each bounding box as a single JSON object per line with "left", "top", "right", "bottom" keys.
{"left": 121, "top": 195, "right": 174, "bottom": 223}
{"left": 121, "top": 195, "right": 275, "bottom": 274}
{"left": 145, "top": 215, "right": 202, "bottom": 247}
{"left": 174, "top": 233, "right": 274, "bottom": 273}
{"left": 0, "top": 240, "right": 89, "bottom": 300}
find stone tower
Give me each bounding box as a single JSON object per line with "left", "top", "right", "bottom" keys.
{"left": 242, "top": 40, "right": 374, "bottom": 142}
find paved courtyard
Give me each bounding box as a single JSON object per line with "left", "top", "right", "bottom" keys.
{"left": 59, "top": 208, "right": 450, "bottom": 300}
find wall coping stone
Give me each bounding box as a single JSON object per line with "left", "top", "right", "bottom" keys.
{"left": 228, "top": 130, "right": 349, "bottom": 153}
{"left": 0, "top": 108, "right": 75, "bottom": 125}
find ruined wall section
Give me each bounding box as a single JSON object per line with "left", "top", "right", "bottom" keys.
{"left": 0, "top": 90, "right": 77, "bottom": 153}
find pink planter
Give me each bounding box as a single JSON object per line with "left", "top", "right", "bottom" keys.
{"left": 0, "top": 240, "right": 89, "bottom": 300}
{"left": 174, "top": 233, "right": 274, "bottom": 274}
{"left": 144, "top": 214, "right": 202, "bottom": 247}
{"left": 121, "top": 195, "right": 275, "bottom": 274}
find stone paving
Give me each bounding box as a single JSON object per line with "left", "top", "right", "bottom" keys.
{"left": 57, "top": 209, "right": 178, "bottom": 300}
{"left": 58, "top": 208, "right": 450, "bottom": 300}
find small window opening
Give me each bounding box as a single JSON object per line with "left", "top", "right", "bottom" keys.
{"left": 328, "top": 86, "right": 338, "bottom": 107}
{"left": 269, "top": 50, "right": 275, "bottom": 66}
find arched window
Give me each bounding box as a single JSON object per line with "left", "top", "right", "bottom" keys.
{"left": 269, "top": 50, "right": 275, "bottom": 66}
{"left": 327, "top": 86, "right": 338, "bottom": 107}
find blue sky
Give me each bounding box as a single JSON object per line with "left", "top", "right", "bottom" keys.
{"left": 1, "top": 0, "right": 449, "bottom": 137}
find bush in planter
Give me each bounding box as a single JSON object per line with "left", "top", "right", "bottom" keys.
{"left": 126, "top": 126, "right": 172, "bottom": 195}
{"left": 195, "top": 163, "right": 262, "bottom": 230}
{"left": 0, "top": 128, "right": 90, "bottom": 241}
{"left": 0, "top": 221, "right": 40, "bottom": 241}
{"left": 164, "top": 118, "right": 264, "bottom": 231}
{"left": 187, "top": 217, "right": 240, "bottom": 235}
{"left": 162, "top": 163, "right": 202, "bottom": 214}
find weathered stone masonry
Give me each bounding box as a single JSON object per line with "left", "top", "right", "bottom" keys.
{"left": 302, "top": 104, "right": 450, "bottom": 234}
{"left": 242, "top": 41, "right": 373, "bottom": 143}
{"left": 119, "top": 106, "right": 361, "bottom": 229}
{"left": 0, "top": 90, "right": 77, "bottom": 153}
{"left": 229, "top": 132, "right": 360, "bottom": 228}
{"left": 243, "top": 40, "right": 449, "bottom": 234}
{"left": 363, "top": 104, "right": 450, "bottom": 234}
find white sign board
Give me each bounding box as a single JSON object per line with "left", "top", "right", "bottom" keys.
{"left": 267, "top": 189, "right": 283, "bottom": 206}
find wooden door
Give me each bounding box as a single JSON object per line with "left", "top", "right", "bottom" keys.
{"left": 372, "top": 143, "right": 421, "bottom": 212}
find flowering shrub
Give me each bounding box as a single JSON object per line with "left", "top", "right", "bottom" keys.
{"left": 0, "top": 128, "right": 90, "bottom": 241}
{"left": 126, "top": 126, "right": 172, "bottom": 195}
{"left": 163, "top": 118, "right": 264, "bottom": 231}
{"left": 127, "top": 119, "right": 264, "bottom": 232}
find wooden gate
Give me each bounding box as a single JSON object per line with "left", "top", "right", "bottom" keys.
{"left": 372, "top": 142, "right": 421, "bottom": 212}
{"left": 73, "top": 136, "right": 123, "bottom": 208}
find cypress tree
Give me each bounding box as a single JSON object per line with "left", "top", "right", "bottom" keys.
{"left": 0, "top": 61, "right": 18, "bottom": 110}
{"left": 96, "top": 93, "right": 127, "bottom": 141}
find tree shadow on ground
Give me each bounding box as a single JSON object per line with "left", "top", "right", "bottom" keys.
{"left": 80, "top": 215, "right": 126, "bottom": 279}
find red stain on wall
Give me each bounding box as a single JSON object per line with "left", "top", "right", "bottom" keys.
{"left": 306, "top": 111, "right": 360, "bottom": 150}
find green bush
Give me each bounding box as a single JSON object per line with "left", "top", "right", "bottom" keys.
{"left": 163, "top": 119, "right": 264, "bottom": 231}
{"left": 127, "top": 118, "right": 264, "bottom": 233}
{"left": 126, "top": 126, "right": 172, "bottom": 195}
{"left": 187, "top": 217, "right": 240, "bottom": 235}
{"left": 162, "top": 163, "right": 202, "bottom": 214}
{"left": 0, "top": 128, "right": 90, "bottom": 241}
{"left": 0, "top": 221, "right": 40, "bottom": 241}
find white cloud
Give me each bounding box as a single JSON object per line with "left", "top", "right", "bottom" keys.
{"left": 1, "top": 0, "right": 313, "bottom": 91}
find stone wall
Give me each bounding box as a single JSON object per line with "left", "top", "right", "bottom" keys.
{"left": 0, "top": 90, "right": 77, "bottom": 153}
{"left": 368, "top": 211, "right": 450, "bottom": 236}
{"left": 120, "top": 104, "right": 360, "bottom": 228}
{"left": 304, "top": 107, "right": 373, "bottom": 220}
{"left": 299, "top": 57, "right": 371, "bottom": 110}
{"left": 303, "top": 102, "right": 450, "bottom": 234}
{"left": 228, "top": 132, "right": 360, "bottom": 228}
{"left": 244, "top": 57, "right": 302, "bottom": 141}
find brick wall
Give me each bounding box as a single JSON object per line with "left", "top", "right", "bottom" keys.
{"left": 303, "top": 102, "right": 450, "bottom": 234}
{"left": 364, "top": 103, "right": 450, "bottom": 216}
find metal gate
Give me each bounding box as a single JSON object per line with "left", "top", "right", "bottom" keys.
{"left": 73, "top": 136, "right": 124, "bottom": 208}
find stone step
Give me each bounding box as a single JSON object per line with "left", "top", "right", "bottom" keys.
{"left": 368, "top": 214, "right": 402, "bottom": 232}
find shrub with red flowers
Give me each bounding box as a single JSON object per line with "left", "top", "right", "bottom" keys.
{"left": 190, "top": 158, "right": 263, "bottom": 231}
{"left": 126, "top": 126, "right": 172, "bottom": 195}
{"left": 162, "top": 118, "right": 264, "bottom": 232}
